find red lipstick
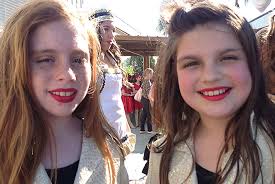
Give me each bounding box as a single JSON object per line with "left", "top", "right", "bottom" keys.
{"left": 198, "top": 87, "right": 231, "bottom": 101}
{"left": 49, "top": 88, "right": 77, "bottom": 103}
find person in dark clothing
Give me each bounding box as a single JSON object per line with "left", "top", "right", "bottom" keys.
{"left": 140, "top": 68, "right": 154, "bottom": 134}
{"left": 142, "top": 133, "right": 162, "bottom": 175}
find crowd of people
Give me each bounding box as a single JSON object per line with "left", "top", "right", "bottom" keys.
{"left": 121, "top": 69, "right": 155, "bottom": 134}
{"left": 0, "top": 0, "right": 274, "bottom": 184}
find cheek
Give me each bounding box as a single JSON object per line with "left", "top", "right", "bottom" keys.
{"left": 177, "top": 70, "right": 195, "bottom": 96}
{"left": 230, "top": 64, "right": 252, "bottom": 88}
{"left": 101, "top": 33, "right": 108, "bottom": 41}
{"left": 31, "top": 69, "right": 46, "bottom": 89}
{"left": 79, "top": 63, "right": 92, "bottom": 86}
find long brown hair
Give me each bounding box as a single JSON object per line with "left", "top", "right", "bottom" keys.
{"left": 256, "top": 15, "right": 275, "bottom": 94}
{"left": 153, "top": 1, "right": 275, "bottom": 184}
{"left": 0, "top": 0, "right": 123, "bottom": 184}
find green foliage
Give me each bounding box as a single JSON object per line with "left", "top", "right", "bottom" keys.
{"left": 122, "top": 56, "right": 157, "bottom": 75}
{"left": 149, "top": 56, "right": 157, "bottom": 71}
{"left": 122, "top": 56, "right": 143, "bottom": 74}
{"left": 157, "top": 16, "right": 168, "bottom": 35}
{"left": 122, "top": 65, "right": 135, "bottom": 75}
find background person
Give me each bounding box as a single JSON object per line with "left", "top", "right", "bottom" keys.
{"left": 140, "top": 68, "right": 154, "bottom": 134}
{"left": 133, "top": 73, "right": 143, "bottom": 127}
{"left": 256, "top": 15, "right": 275, "bottom": 103}
{"left": 89, "top": 9, "right": 135, "bottom": 155}
{"left": 121, "top": 75, "right": 136, "bottom": 128}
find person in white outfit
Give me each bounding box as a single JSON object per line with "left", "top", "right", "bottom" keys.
{"left": 89, "top": 9, "right": 136, "bottom": 155}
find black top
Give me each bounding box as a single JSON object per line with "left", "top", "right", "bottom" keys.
{"left": 46, "top": 160, "right": 79, "bottom": 184}
{"left": 196, "top": 163, "right": 217, "bottom": 184}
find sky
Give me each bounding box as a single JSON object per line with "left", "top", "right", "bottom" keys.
{"left": 79, "top": 0, "right": 275, "bottom": 36}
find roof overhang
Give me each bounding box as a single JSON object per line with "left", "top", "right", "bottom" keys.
{"left": 115, "top": 35, "right": 167, "bottom": 56}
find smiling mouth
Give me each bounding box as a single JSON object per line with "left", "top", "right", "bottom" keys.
{"left": 49, "top": 91, "right": 76, "bottom": 96}
{"left": 199, "top": 88, "right": 231, "bottom": 96}
{"left": 198, "top": 87, "right": 231, "bottom": 101}
{"left": 49, "top": 89, "right": 77, "bottom": 103}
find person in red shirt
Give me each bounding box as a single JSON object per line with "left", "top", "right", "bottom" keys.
{"left": 121, "top": 76, "right": 136, "bottom": 128}
{"left": 133, "top": 74, "right": 143, "bottom": 127}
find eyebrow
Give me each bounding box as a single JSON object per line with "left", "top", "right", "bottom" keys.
{"left": 31, "top": 49, "right": 88, "bottom": 56}
{"left": 177, "top": 48, "right": 243, "bottom": 62}
{"left": 71, "top": 50, "right": 89, "bottom": 57}
{"left": 102, "top": 25, "right": 116, "bottom": 30}
{"left": 30, "top": 49, "right": 56, "bottom": 56}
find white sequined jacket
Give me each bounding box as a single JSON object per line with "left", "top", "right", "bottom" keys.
{"left": 146, "top": 119, "right": 275, "bottom": 184}
{"left": 33, "top": 135, "right": 129, "bottom": 184}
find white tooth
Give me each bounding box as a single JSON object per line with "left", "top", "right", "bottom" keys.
{"left": 203, "top": 92, "right": 208, "bottom": 96}
{"left": 219, "top": 89, "right": 224, "bottom": 94}
{"left": 66, "top": 92, "right": 73, "bottom": 96}
{"left": 209, "top": 91, "right": 214, "bottom": 96}
{"left": 60, "top": 92, "right": 65, "bottom": 96}
{"left": 213, "top": 90, "right": 219, "bottom": 95}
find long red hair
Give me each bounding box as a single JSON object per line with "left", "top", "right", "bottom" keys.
{"left": 0, "top": 1, "right": 123, "bottom": 184}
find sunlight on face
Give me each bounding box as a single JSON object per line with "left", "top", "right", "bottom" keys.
{"left": 99, "top": 20, "right": 116, "bottom": 51}
{"left": 29, "top": 20, "right": 91, "bottom": 119}
{"left": 176, "top": 23, "right": 252, "bottom": 123}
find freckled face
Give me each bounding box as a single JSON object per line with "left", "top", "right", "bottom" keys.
{"left": 176, "top": 23, "right": 252, "bottom": 122}
{"left": 29, "top": 20, "right": 91, "bottom": 118}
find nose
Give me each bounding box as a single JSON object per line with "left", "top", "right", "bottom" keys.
{"left": 55, "top": 58, "right": 76, "bottom": 81}
{"left": 108, "top": 30, "right": 114, "bottom": 40}
{"left": 201, "top": 61, "right": 222, "bottom": 83}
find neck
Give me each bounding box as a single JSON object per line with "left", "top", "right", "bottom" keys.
{"left": 196, "top": 116, "right": 230, "bottom": 140}
{"left": 45, "top": 114, "right": 82, "bottom": 140}
{"left": 102, "top": 50, "right": 108, "bottom": 55}
{"left": 41, "top": 114, "right": 83, "bottom": 168}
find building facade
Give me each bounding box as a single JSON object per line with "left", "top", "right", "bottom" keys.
{"left": 0, "top": 0, "right": 84, "bottom": 30}
{"left": 0, "top": 0, "right": 26, "bottom": 28}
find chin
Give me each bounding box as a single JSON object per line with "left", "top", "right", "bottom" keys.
{"left": 102, "top": 44, "right": 111, "bottom": 51}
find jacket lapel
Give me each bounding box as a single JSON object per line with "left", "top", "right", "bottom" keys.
{"left": 33, "top": 164, "right": 51, "bottom": 184}
{"left": 33, "top": 135, "right": 103, "bottom": 184}
{"left": 168, "top": 139, "right": 197, "bottom": 184}
{"left": 73, "top": 135, "right": 103, "bottom": 184}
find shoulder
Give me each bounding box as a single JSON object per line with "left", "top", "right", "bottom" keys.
{"left": 106, "top": 136, "right": 129, "bottom": 183}
{"left": 151, "top": 135, "right": 166, "bottom": 148}
{"left": 105, "top": 136, "right": 124, "bottom": 159}
{"left": 256, "top": 128, "right": 275, "bottom": 177}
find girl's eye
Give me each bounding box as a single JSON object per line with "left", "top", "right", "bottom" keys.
{"left": 36, "top": 58, "right": 54, "bottom": 63}
{"left": 221, "top": 56, "right": 238, "bottom": 61}
{"left": 104, "top": 28, "right": 109, "bottom": 32}
{"left": 73, "top": 57, "right": 87, "bottom": 64}
{"left": 182, "top": 61, "right": 199, "bottom": 68}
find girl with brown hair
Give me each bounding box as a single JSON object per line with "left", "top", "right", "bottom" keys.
{"left": 0, "top": 0, "right": 128, "bottom": 183}
{"left": 89, "top": 9, "right": 136, "bottom": 155}
{"left": 257, "top": 15, "right": 275, "bottom": 102}
{"left": 147, "top": 1, "right": 275, "bottom": 183}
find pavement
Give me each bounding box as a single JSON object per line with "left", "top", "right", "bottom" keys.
{"left": 124, "top": 128, "right": 155, "bottom": 184}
